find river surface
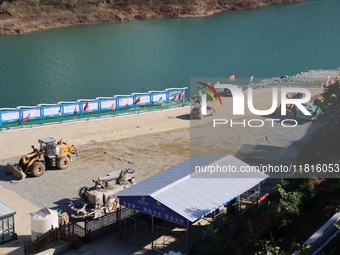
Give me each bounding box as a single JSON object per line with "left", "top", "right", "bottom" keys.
{"left": 0, "top": 0, "right": 339, "bottom": 108}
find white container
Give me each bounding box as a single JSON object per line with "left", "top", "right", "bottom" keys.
{"left": 30, "top": 207, "right": 59, "bottom": 241}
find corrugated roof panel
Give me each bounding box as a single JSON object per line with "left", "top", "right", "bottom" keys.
{"left": 0, "top": 202, "right": 16, "bottom": 218}
{"left": 153, "top": 176, "right": 264, "bottom": 222}
{"left": 117, "top": 155, "right": 268, "bottom": 224}
{"left": 117, "top": 159, "right": 189, "bottom": 197}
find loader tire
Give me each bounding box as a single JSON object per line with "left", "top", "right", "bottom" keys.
{"left": 57, "top": 156, "right": 70, "bottom": 169}
{"left": 18, "top": 157, "right": 24, "bottom": 168}
{"left": 30, "top": 162, "right": 46, "bottom": 177}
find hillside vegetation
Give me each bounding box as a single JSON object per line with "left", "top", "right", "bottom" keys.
{"left": 0, "top": 0, "right": 303, "bottom": 35}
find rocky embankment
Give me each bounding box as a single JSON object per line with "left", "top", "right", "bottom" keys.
{"left": 256, "top": 69, "right": 340, "bottom": 86}
{"left": 0, "top": 0, "right": 303, "bottom": 35}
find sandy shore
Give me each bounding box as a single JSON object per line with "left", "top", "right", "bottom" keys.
{"left": 0, "top": 86, "right": 326, "bottom": 254}
{"left": 0, "top": 107, "right": 190, "bottom": 160}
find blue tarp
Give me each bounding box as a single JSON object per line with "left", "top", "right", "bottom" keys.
{"left": 295, "top": 103, "right": 323, "bottom": 121}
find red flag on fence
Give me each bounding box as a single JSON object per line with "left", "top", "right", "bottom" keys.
{"left": 178, "top": 92, "right": 184, "bottom": 101}
{"left": 229, "top": 75, "right": 235, "bottom": 82}
{"left": 111, "top": 102, "right": 115, "bottom": 110}
{"left": 83, "top": 101, "right": 89, "bottom": 111}
{"left": 22, "top": 113, "right": 30, "bottom": 122}
{"left": 133, "top": 97, "right": 141, "bottom": 105}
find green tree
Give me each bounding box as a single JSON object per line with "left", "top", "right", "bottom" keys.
{"left": 255, "top": 239, "right": 287, "bottom": 255}
{"left": 292, "top": 241, "right": 312, "bottom": 255}
{"left": 276, "top": 184, "right": 303, "bottom": 228}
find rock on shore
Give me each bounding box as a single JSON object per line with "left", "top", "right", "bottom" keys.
{"left": 256, "top": 69, "right": 340, "bottom": 86}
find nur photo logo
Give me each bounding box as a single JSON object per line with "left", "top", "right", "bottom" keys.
{"left": 195, "top": 79, "right": 314, "bottom": 128}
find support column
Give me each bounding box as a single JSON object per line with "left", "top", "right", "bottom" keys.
{"left": 187, "top": 223, "right": 190, "bottom": 255}
{"left": 151, "top": 215, "right": 154, "bottom": 251}
{"left": 119, "top": 207, "right": 123, "bottom": 238}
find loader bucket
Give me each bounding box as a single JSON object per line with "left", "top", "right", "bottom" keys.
{"left": 7, "top": 163, "right": 26, "bottom": 183}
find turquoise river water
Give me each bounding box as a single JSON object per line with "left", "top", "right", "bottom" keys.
{"left": 0, "top": 0, "right": 339, "bottom": 108}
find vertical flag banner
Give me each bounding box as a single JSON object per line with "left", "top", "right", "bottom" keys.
{"left": 178, "top": 92, "right": 184, "bottom": 101}
{"left": 159, "top": 97, "right": 163, "bottom": 103}
{"left": 22, "top": 113, "right": 30, "bottom": 122}
{"left": 111, "top": 102, "right": 115, "bottom": 110}
{"left": 133, "top": 97, "right": 141, "bottom": 105}
{"left": 83, "top": 101, "right": 89, "bottom": 111}
{"left": 229, "top": 75, "right": 235, "bottom": 82}
{"left": 250, "top": 76, "right": 254, "bottom": 83}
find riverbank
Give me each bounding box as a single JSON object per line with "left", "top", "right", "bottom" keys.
{"left": 256, "top": 69, "right": 340, "bottom": 86}
{"left": 0, "top": 0, "right": 303, "bottom": 35}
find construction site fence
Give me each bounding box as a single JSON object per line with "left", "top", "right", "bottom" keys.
{"left": 85, "top": 207, "right": 136, "bottom": 232}
{"left": 120, "top": 217, "right": 188, "bottom": 255}
{"left": 24, "top": 222, "right": 89, "bottom": 255}
{"left": 0, "top": 87, "right": 188, "bottom": 131}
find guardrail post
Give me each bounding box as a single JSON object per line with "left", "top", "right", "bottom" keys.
{"left": 87, "top": 229, "right": 92, "bottom": 244}
{"left": 36, "top": 235, "right": 40, "bottom": 251}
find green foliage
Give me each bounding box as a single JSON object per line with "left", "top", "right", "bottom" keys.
{"left": 255, "top": 239, "right": 287, "bottom": 255}
{"left": 275, "top": 184, "right": 303, "bottom": 228}
{"left": 255, "top": 239, "right": 311, "bottom": 255}
{"left": 334, "top": 221, "right": 340, "bottom": 229}
{"left": 291, "top": 241, "right": 312, "bottom": 255}
{"left": 336, "top": 205, "right": 340, "bottom": 214}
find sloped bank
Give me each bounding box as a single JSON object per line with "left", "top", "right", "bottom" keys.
{"left": 0, "top": 0, "right": 304, "bottom": 35}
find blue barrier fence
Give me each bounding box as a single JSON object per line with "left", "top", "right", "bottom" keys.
{"left": 0, "top": 87, "right": 188, "bottom": 131}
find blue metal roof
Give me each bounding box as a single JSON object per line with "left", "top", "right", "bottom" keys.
{"left": 117, "top": 155, "right": 268, "bottom": 226}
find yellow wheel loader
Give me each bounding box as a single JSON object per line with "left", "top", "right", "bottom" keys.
{"left": 7, "top": 137, "right": 78, "bottom": 182}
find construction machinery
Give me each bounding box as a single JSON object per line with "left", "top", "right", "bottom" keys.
{"left": 69, "top": 169, "right": 137, "bottom": 219}
{"left": 7, "top": 137, "right": 78, "bottom": 182}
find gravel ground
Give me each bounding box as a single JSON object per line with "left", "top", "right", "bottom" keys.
{"left": 0, "top": 128, "right": 190, "bottom": 212}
